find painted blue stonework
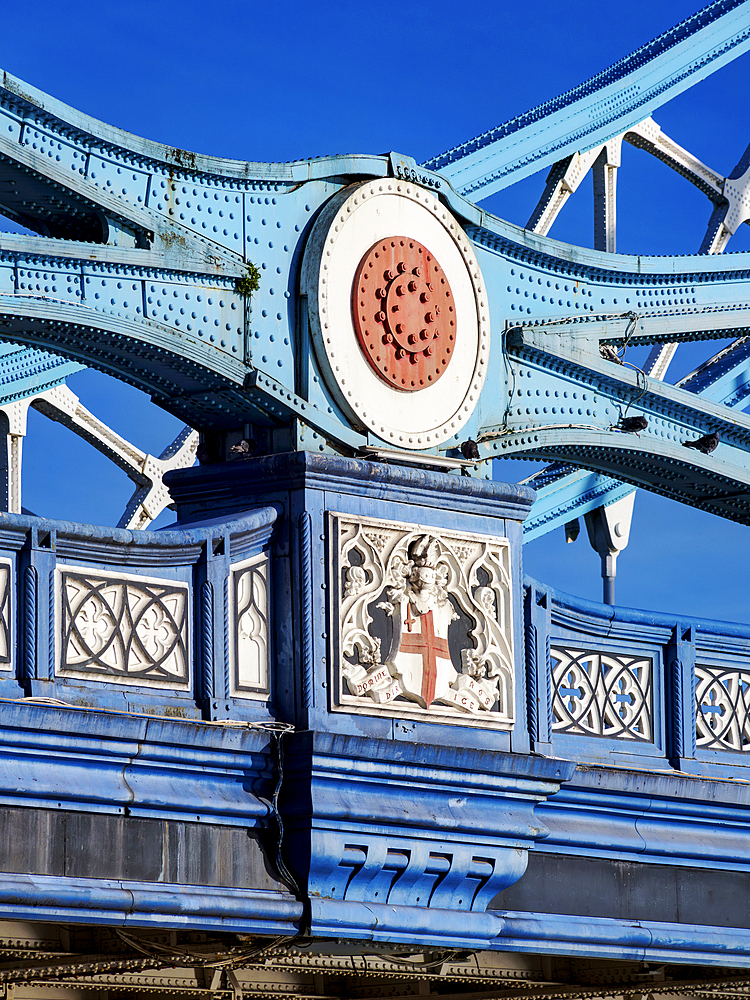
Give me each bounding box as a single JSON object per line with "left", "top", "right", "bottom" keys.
{"left": 528, "top": 576, "right": 750, "bottom": 774}
{"left": 0, "top": 459, "right": 745, "bottom": 958}
{"left": 166, "top": 452, "right": 535, "bottom": 751}
{"left": 0, "top": 699, "right": 302, "bottom": 934}
{"left": 281, "top": 731, "right": 574, "bottom": 945}
{"left": 2, "top": 0, "right": 750, "bottom": 973}
{"left": 0, "top": 506, "right": 278, "bottom": 719}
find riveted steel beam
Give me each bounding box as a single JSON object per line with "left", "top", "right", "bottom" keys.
{"left": 0, "top": 8, "right": 748, "bottom": 531}
{"left": 518, "top": 109, "right": 750, "bottom": 536}
{"left": 489, "top": 326, "right": 750, "bottom": 522}
{"left": 521, "top": 332, "right": 750, "bottom": 539}
{"left": 424, "top": 1, "right": 750, "bottom": 201}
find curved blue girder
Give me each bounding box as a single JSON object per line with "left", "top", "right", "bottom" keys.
{"left": 424, "top": 0, "right": 750, "bottom": 200}
{"left": 0, "top": 1, "right": 749, "bottom": 531}
{"left": 0, "top": 342, "right": 80, "bottom": 402}
{"left": 524, "top": 330, "right": 750, "bottom": 538}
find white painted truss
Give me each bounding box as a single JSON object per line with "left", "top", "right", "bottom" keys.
{"left": 0, "top": 383, "right": 197, "bottom": 528}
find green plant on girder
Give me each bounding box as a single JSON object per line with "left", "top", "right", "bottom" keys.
{"left": 235, "top": 263, "right": 261, "bottom": 297}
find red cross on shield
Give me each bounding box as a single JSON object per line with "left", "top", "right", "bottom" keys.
{"left": 398, "top": 605, "right": 452, "bottom": 707}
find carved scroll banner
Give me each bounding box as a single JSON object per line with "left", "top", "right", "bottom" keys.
{"left": 330, "top": 514, "right": 515, "bottom": 729}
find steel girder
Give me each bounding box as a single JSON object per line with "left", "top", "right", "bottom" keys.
{"left": 0, "top": 3, "right": 748, "bottom": 529}
{"left": 423, "top": 0, "right": 750, "bottom": 200}
{"left": 517, "top": 111, "right": 750, "bottom": 537}
{"left": 0, "top": 384, "right": 199, "bottom": 527}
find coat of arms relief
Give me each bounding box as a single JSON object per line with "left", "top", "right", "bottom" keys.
{"left": 331, "top": 514, "right": 515, "bottom": 727}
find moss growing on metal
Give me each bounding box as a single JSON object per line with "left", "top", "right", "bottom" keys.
{"left": 236, "top": 263, "right": 261, "bottom": 297}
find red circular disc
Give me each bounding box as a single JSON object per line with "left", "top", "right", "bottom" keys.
{"left": 351, "top": 237, "right": 456, "bottom": 392}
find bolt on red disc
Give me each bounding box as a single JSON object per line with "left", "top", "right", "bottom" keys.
{"left": 352, "top": 237, "right": 456, "bottom": 392}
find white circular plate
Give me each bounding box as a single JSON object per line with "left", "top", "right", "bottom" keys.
{"left": 302, "top": 181, "right": 490, "bottom": 449}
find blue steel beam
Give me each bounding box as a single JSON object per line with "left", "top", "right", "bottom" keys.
{"left": 512, "top": 109, "right": 750, "bottom": 538}
{"left": 678, "top": 335, "right": 750, "bottom": 403}
{"left": 479, "top": 186, "right": 750, "bottom": 535}
{"left": 463, "top": 213, "right": 750, "bottom": 521}
{"left": 491, "top": 323, "right": 750, "bottom": 523}
{"left": 423, "top": 0, "right": 750, "bottom": 201}
{"left": 4, "top": 203, "right": 750, "bottom": 439}
{"left": 523, "top": 330, "right": 750, "bottom": 539}
{"left": 0, "top": 1, "right": 749, "bottom": 520}
{"left": 521, "top": 467, "right": 632, "bottom": 542}
{"left": 0, "top": 155, "right": 746, "bottom": 414}
{"left": 0, "top": 342, "right": 80, "bottom": 402}
{"left": 2, "top": 154, "right": 750, "bottom": 504}
{"left": 0, "top": 66, "right": 394, "bottom": 435}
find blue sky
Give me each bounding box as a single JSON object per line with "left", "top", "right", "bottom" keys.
{"left": 2, "top": 0, "right": 749, "bottom": 622}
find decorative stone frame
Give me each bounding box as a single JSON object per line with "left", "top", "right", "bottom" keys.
{"left": 329, "top": 512, "right": 515, "bottom": 730}
{"left": 0, "top": 558, "right": 12, "bottom": 674}
{"left": 228, "top": 552, "right": 271, "bottom": 699}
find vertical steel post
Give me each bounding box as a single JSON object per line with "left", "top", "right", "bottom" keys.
{"left": 584, "top": 493, "right": 635, "bottom": 606}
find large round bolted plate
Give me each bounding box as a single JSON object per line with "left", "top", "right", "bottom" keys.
{"left": 353, "top": 237, "right": 456, "bottom": 392}
{"left": 302, "top": 181, "right": 490, "bottom": 450}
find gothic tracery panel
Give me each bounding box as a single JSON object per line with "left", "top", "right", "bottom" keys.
{"left": 0, "top": 560, "right": 11, "bottom": 670}
{"left": 551, "top": 647, "right": 652, "bottom": 741}
{"left": 230, "top": 553, "right": 270, "bottom": 697}
{"left": 58, "top": 568, "right": 189, "bottom": 688}
{"left": 695, "top": 663, "right": 750, "bottom": 752}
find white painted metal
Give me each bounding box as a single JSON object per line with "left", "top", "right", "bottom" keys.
{"left": 584, "top": 493, "right": 636, "bottom": 604}
{"left": 528, "top": 138, "right": 622, "bottom": 250}
{"left": 0, "top": 385, "right": 197, "bottom": 528}
{"left": 526, "top": 116, "right": 749, "bottom": 562}
{"left": 625, "top": 117, "right": 725, "bottom": 199}
{"left": 115, "top": 425, "right": 198, "bottom": 530}
{"left": 0, "top": 399, "right": 29, "bottom": 513}
{"left": 704, "top": 149, "right": 750, "bottom": 252}
{"left": 593, "top": 140, "right": 621, "bottom": 254}
{"left": 526, "top": 147, "right": 603, "bottom": 236}
{"left": 643, "top": 341, "right": 680, "bottom": 380}
{"left": 626, "top": 121, "right": 741, "bottom": 379}
{"left": 302, "top": 180, "right": 490, "bottom": 449}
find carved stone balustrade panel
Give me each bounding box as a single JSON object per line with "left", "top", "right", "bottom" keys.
{"left": 551, "top": 647, "right": 653, "bottom": 741}
{"left": 696, "top": 663, "right": 750, "bottom": 752}
{"left": 57, "top": 568, "right": 189, "bottom": 689}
